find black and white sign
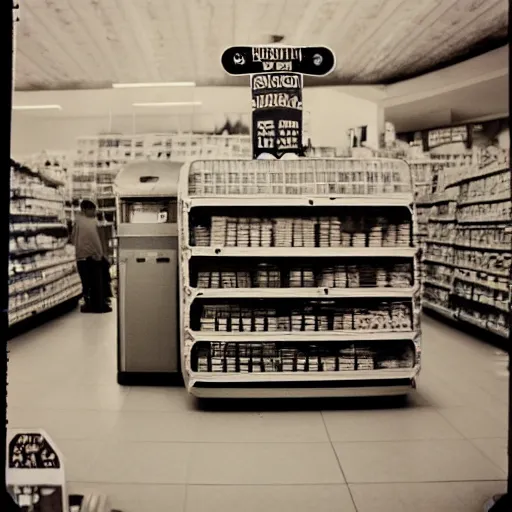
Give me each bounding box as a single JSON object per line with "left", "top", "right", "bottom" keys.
{"left": 6, "top": 429, "right": 67, "bottom": 512}
{"left": 427, "top": 125, "right": 469, "bottom": 149}
{"left": 251, "top": 72, "right": 303, "bottom": 158}
{"left": 221, "top": 44, "right": 336, "bottom": 159}
{"left": 221, "top": 45, "right": 335, "bottom": 76}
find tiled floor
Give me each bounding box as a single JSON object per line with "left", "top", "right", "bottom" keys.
{"left": 7, "top": 306, "right": 509, "bottom": 511}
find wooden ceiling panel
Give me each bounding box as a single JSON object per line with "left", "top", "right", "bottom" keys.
{"left": 14, "top": 0, "right": 509, "bottom": 90}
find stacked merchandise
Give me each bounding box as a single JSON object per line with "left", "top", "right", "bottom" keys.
{"left": 9, "top": 160, "right": 81, "bottom": 327}
{"left": 191, "top": 261, "right": 413, "bottom": 289}
{"left": 179, "top": 158, "right": 421, "bottom": 397}
{"left": 198, "top": 301, "right": 413, "bottom": 334}
{"left": 192, "top": 214, "right": 412, "bottom": 249}
{"left": 422, "top": 150, "right": 511, "bottom": 337}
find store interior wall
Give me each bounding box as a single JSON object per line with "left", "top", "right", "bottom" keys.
{"left": 11, "top": 87, "right": 382, "bottom": 155}
{"left": 383, "top": 45, "right": 509, "bottom": 132}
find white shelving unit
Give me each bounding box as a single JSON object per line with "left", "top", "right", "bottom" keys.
{"left": 179, "top": 158, "right": 422, "bottom": 398}
{"left": 422, "top": 153, "right": 511, "bottom": 339}
{"left": 9, "top": 160, "right": 81, "bottom": 328}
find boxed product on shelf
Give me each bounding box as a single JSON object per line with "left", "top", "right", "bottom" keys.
{"left": 190, "top": 340, "right": 416, "bottom": 374}
{"left": 190, "top": 213, "right": 412, "bottom": 249}
{"left": 196, "top": 300, "right": 413, "bottom": 333}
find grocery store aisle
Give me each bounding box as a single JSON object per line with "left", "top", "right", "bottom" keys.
{"left": 7, "top": 305, "right": 508, "bottom": 512}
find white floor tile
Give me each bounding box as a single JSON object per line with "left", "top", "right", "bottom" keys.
{"left": 334, "top": 439, "right": 506, "bottom": 483}
{"left": 185, "top": 484, "right": 356, "bottom": 512}
{"left": 39, "top": 383, "right": 129, "bottom": 411}
{"left": 437, "top": 407, "right": 508, "bottom": 439}
{"left": 90, "top": 441, "right": 191, "bottom": 484}
{"left": 350, "top": 481, "right": 507, "bottom": 512}
{"left": 122, "top": 387, "right": 197, "bottom": 413}
{"left": 7, "top": 406, "right": 118, "bottom": 440}
{"left": 195, "top": 411, "right": 329, "bottom": 443}
{"left": 472, "top": 438, "right": 508, "bottom": 473}
{"left": 323, "top": 408, "right": 462, "bottom": 442}
{"left": 109, "top": 411, "right": 201, "bottom": 442}
{"left": 68, "top": 482, "right": 187, "bottom": 512}
{"left": 57, "top": 439, "right": 107, "bottom": 482}
{"left": 188, "top": 443, "right": 344, "bottom": 485}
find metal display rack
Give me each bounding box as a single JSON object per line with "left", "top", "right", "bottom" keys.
{"left": 178, "top": 157, "right": 422, "bottom": 398}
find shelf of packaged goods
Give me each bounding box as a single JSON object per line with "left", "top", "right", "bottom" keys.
{"left": 423, "top": 257, "right": 455, "bottom": 268}
{"left": 189, "top": 287, "right": 419, "bottom": 299}
{"left": 428, "top": 216, "right": 457, "bottom": 223}
{"left": 12, "top": 163, "right": 66, "bottom": 189}
{"left": 10, "top": 257, "right": 76, "bottom": 276}
{"left": 9, "top": 275, "right": 82, "bottom": 312}
{"left": 10, "top": 245, "right": 68, "bottom": 258}
{"left": 458, "top": 218, "right": 510, "bottom": 225}
{"left": 446, "top": 163, "right": 510, "bottom": 188}
{"left": 10, "top": 193, "right": 64, "bottom": 203}
{"left": 425, "top": 239, "right": 454, "bottom": 247}
{"left": 452, "top": 295, "right": 509, "bottom": 314}
{"left": 458, "top": 194, "right": 511, "bottom": 207}
{"left": 457, "top": 311, "right": 509, "bottom": 338}
{"left": 454, "top": 274, "right": 509, "bottom": 293}
{"left": 10, "top": 211, "right": 62, "bottom": 219}
{"left": 423, "top": 300, "right": 455, "bottom": 319}
{"left": 9, "top": 282, "right": 82, "bottom": 326}
{"left": 454, "top": 263, "right": 509, "bottom": 279}
{"left": 9, "top": 266, "right": 77, "bottom": 295}
{"left": 189, "top": 247, "right": 418, "bottom": 258}
{"left": 188, "top": 331, "right": 419, "bottom": 343}
{"left": 187, "top": 195, "right": 414, "bottom": 208}
{"left": 186, "top": 368, "right": 420, "bottom": 398}
{"left": 10, "top": 223, "right": 68, "bottom": 234}
{"left": 486, "top": 323, "right": 509, "bottom": 338}
{"left": 423, "top": 279, "right": 452, "bottom": 291}
{"left": 454, "top": 242, "right": 510, "bottom": 252}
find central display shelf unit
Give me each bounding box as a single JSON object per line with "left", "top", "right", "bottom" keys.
{"left": 179, "top": 158, "right": 422, "bottom": 398}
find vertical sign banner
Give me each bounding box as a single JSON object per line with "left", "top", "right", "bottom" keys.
{"left": 251, "top": 72, "right": 303, "bottom": 158}
{"left": 221, "top": 45, "right": 336, "bottom": 159}
{"left": 6, "top": 429, "right": 67, "bottom": 512}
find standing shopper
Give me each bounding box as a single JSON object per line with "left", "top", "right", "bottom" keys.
{"left": 71, "top": 200, "right": 111, "bottom": 313}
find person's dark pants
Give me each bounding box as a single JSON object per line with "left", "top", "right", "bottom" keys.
{"left": 77, "top": 258, "right": 106, "bottom": 311}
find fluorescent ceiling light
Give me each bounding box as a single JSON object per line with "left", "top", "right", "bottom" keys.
{"left": 132, "top": 101, "right": 202, "bottom": 108}
{"left": 114, "top": 82, "right": 196, "bottom": 88}
{"left": 13, "top": 104, "right": 62, "bottom": 111}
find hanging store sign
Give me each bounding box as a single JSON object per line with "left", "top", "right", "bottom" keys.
{"left": 426, "top": 125, "right": 470, "bottom": 150}
{"left": 251, "top": 72, "right": 303, "bottom": 158}
{"left": 221, "top": 45, "right": 335, "bottom": 159}
{"left": 221, "top": 46, "right": 335, "bottom": 76}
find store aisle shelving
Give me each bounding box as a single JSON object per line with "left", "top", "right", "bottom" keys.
{"left": 6, "top": 305, "right": 508, "bottom": 512}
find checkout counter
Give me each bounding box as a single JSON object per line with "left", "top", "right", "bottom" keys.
{"left": 114, "top": 160, "right": 181, "bottom": 385}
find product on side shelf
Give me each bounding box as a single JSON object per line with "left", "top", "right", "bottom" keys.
{"left": 9, "top": 160, "right": 81, "bottom": 327}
